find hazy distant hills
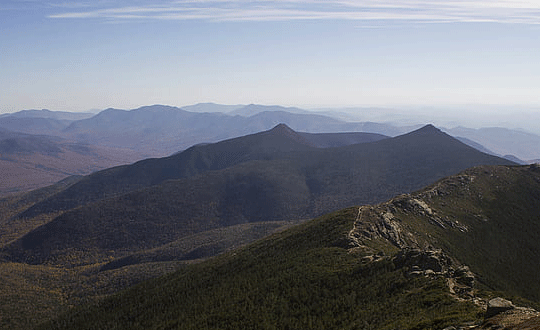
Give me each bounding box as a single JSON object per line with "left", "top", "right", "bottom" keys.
{"left": 1, "top": 104, "right": 538, "bottom": 199}
{"left": 179, "top": 102, "right": 243, "bottom": 113}
{"left": 228, "top": 103, "right": 311, "bottom": 116}
{"left": 38, "top": 164, "right": 540, "bottom": 330}
{"left": 3, "top": 124, "right": 514, "bottom": 267}
{"left": 0, "top": 116, "right": 69, "bottom": 136}
{"left": 0, "top": 109, "right": 93, "bottom": 136}
{"left": 0, "top": 129, "right": 143, "bottom": 196}
{"left": 445, "top": 126, "right": 540, "bottom": 162}
{"left": 0, "top": 109, "right": 94, "bottom": 121}
{"left": 2, "top": 104, "right": 539, "bottom": 162}
{"left": 61, "top": 105, "right": 241, "bottom": 156}
{"left": 0, "top": 103, "right": 394, "bottom": 196}
{"left": 0, "top": 105, "right": 408, "bottom": 157}
{"left": 60, "top": 105, "right": 406, "bottom": 156}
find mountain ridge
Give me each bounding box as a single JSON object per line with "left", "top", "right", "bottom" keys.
{"left": 3, "top": 124, "right": 515, "bottom": 267}
{"left": 35, "top": 164, "right": 540, "bottom": 330}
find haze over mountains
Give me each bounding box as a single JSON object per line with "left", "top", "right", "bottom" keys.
{"left": 0, "top": 115, "right": 536, "bottom": 329}
{"left": 0, "top": 129, "right": 144, "bottom": 196}
{"left": 1, "top": 103, "right": 539, "bottom": 196}
{"left": 2, "top": 104, "right": 539, "bottom": 160}
{"left": 444, "top": 126, "right": 540, "bottom": 162}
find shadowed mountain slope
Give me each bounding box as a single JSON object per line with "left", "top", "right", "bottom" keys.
{"left": 18, "top": 124, "right": 509, "bottom": 220}
{"left": 3, "top": 125, "right": 515, "bottom": 267}
{"left": 298, "top": 131, "right": 387, "bottom": 148}
{"left": 0, "top": 130, "right": 64, "bottom": 156}
{"left": 17, "top": 124, "right": 318, "bottom": 217}
{"left": 38, "top": 165, "right": 540, "bottom": 330}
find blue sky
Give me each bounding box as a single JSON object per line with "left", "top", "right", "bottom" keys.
{"left": 1, "top": 0, "right": 540, "bottom": 115}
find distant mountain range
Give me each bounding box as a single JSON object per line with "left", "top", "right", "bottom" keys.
{"left": 444, "top": 126, "right": 540, "bottom": 162}
{"left": 0, "top": 105, "right": 410, "bottom": 156}
{"left": 0, "top": 128, "right": 144, "bottom": 196}
{"left": 0, "top": 109, "right": 94, "bottom": 121}
{"left": 2, "top": 104, "right": 539, "bottom": 161}
{"left": 1, "top": 104, "right": 538, "bottom": 197}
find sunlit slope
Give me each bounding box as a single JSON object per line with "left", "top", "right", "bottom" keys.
{"left": 39, "top": 207, "right": 482, "bottom": 330}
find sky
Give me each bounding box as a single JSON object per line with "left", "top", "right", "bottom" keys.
{"left": 1, "top": 0, "right": 540, "bottom": 120}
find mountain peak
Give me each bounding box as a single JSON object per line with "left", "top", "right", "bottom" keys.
{"left": 270, "top": 123, "right": 295, "bottom": 133}
{"left": 402, "top": 124, "right": 445, "bottom": 138}
{"left": 268, "top": 123, "right": 311, "bottom": 144}
{"left": 417, "top": 124, "right": 440, "bottom": 133}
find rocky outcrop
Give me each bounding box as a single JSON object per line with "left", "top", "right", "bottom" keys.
{"left": 347, "top": 205, "right": 420, "bottom": 250}
{"left": 393, "top": 248, "right": 452, "bottom": 274}
{"left": 391, "top": 194, "right": 469, "bottom": 232}
{"left": 392, "top": 248, "right": 476, "bottom": 299}
{"left": 348, "top": 191, "right": 469, "bottom": 252}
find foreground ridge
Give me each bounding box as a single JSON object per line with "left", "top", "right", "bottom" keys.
{"left": 36, "top": 165, "right": 540, "bottom": 329}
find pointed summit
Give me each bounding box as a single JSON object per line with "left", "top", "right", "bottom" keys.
{"left": 270, "top": 123, "right": 295, "bottom": 134}
{"left": 414, "top": 124, "right": 441, "bottom": 134}
{"left": 257, "top": 123, "right": 316, "bottom": 148}
{"left": 398, "top": 124, "right": 447, "bottom": 140}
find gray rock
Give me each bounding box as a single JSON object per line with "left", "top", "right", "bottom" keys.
{"left": 485, "top": 297, "right": 515, "bottom": 318}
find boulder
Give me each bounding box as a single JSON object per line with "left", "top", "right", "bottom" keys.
{"left": 485, "top": 297, "right": 515, "bottom": 318}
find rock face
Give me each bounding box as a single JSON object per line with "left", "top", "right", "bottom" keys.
{"left": 348, "top": 205, "right": 419, "bottom": 250}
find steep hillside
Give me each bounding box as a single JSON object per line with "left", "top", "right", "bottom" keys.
{"left": 347, "top": 164, "right": 540, "bottom": 302}
{"left": 38, "top": 208, "right": 483, "bottom": 330}
{"left": 18, "top": 124, "right": 511, "bottom": 219}
{"left": 5, "top": 159, "right": 310, "bottom": 265}
{"left": 17, "top": 124, "right": 317, "bottom": 217}
{"left": 37, "top": 165, "right": 540, "bottom": 330}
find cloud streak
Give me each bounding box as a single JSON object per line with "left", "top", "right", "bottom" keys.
{"left": 47, "top": 0, "right": 540, "bottom": 24}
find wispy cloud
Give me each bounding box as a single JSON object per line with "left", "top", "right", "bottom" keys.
{"left": 46, "top": 0, "right": 540, "bottom": 24}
